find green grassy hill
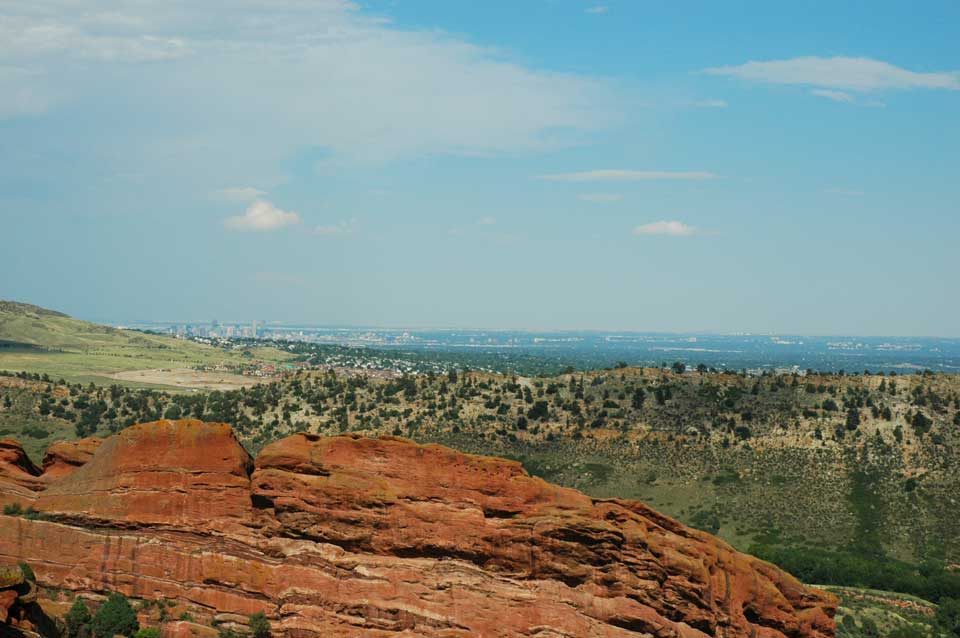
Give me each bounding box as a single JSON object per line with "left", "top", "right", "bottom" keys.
{"left": 1, "top": 300, "right": 185, "bottom": 351}
{"left": 0, "top": 300, "right": 290, "bottom": 385}
{"left": 828, "top": 586, "right": 946, "bottom": 638}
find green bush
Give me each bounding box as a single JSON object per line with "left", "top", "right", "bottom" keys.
{"left": 248, "top": 612, "right": 271, "bottom": 638}
{"left": 750, "top": 544, "right": 960, "bottom": 604}
{"left": 91, "top": 593, "right": 140, "bottom": 638}
{"left": 887, "top": 625, "right": 927, "bottom": 638}
{"left": 65, "top": 598, "right": 93, "bottom": 638}
{"left": 937, "top": 597, "right": 960, "bottom": 637}
{"left": 134, "top": 629, "right": 161, "bottom": 638}
{"left": 18, "top": 562, "right": 36, "bottom": 583}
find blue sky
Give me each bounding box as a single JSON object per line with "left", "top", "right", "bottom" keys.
{"left": 2, "top": 1, "right": 958, "bottom": 335}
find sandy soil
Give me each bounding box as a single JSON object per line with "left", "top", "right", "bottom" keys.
{"left": 107, "top": 368, "right": 267, "bottom": 391}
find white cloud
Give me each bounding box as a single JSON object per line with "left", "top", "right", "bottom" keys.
{"left": 703, "top": 56, "right": 960, "bottom": 92}
{"left": 578, "top": 193, "right": 623, "bottom": 202}
{"left": 0, "top": 2, "right": 619, "bottom": 163}
{"left": 633, "top": 220, "right": 697, "bottom": 236}
{"left": 538, "top": 170, "right": 717, "bottom": 182}
{"left": 213, "top": 186, "right": 267, "bottom": 203}
{"left": 811, "top": 89, "right": 855, "bottom": 103}
{"left": 316, "top": 218, "right": 357, "bottom": 238}
{"left": 477, "top": 216, "right": 497, "bottom": 225}
{"left": 585, "top": 6, "right": 609, "bottom": 14}
{"left": 694, "top": 99, "right": 728, "bottom": 108}
{"left": 224, "top": 199, "right": 301, "bottom": 231}
{"left": 0, "top": 16, "right": 191, "bottom": 61}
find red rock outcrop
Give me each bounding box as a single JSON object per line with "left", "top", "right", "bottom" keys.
{"left": 0, "top": 421, "right": 837, "bottom": 638}
{"left": 36, "top": 420, "right": 252, "bottom": 528}
{"left": 0, "top": 563, "right": 46, "bottom": 637}
{"left": 40, "top": 438, "right": 102, "bottom": 481}
{"left": 0, "top": 441, "right": 42, "bottom": 507}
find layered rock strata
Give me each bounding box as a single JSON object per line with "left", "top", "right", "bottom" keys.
{"left": 0, "top": 420, "right": 837, "bottom": 638}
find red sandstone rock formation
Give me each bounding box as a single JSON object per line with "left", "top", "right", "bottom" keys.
{"left": 40, "top": 438, "right": 102, "bottom": 481}
{"left": 0, "top": 440, "right": 42, "bottom": 507}
{"left": 37, "top": 420, "right": 252, "bottom": 528}
{"left": 0, "top": 420, "right": 837, "bottom": 638}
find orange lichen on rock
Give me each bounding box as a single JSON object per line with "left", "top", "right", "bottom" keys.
{"left": 0, "top": 421, "right": 836, "bottom": 638}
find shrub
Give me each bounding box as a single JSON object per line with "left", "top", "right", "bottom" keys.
{"left": 91, "top": 592, "right": 140, "bottom": 638}
{"left": 65, "top": 599, "right": 93, "bottom": 638}
{"left": 937, "top": 597, "right": 960, "bottom": 638}
{"left": 135, "top": 629, "right": 161, "bottom": 638}
{"left": 248, "top": 612, "right": 271, "bottom": 638}
{"left": 18, "top": 562, "right": 35, "bottom": 582}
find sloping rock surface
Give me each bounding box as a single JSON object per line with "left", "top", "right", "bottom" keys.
{"left": 0, "top": 441, "right": 42, "bottom": 507}
{"left": 0, "top": 420, "right": 837, "bottom": 638}
{"left": 37, "top": 420, "right": 252, "bottom": 527}
{"left": 40, "top": 437, "right": 103, "bottom": 481}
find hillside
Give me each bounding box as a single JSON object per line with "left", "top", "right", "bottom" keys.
{"left": 2, "top": 365, "right": 959, "bottom": 570}
{"left": 0, "top": 300, "right": 161, "bottom": 350}
{"left": 0, "top": 300, "right": 291, "bottom": 386}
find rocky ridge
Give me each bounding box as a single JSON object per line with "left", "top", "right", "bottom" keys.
{"left": 0, "top": 419, "right": 837, "bottom": 638}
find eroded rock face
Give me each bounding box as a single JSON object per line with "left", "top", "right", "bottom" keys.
{"left": 0, "top": 440, "right": 42, "bottom": 507}
{"left": 0, "top": 421, "right": 837, "bottom": 638}
{"left": 40, "top": 438, "right": 103, "bottom": 481}
{"left": 36, "top": 420, "right": 253, "bottom": 527}
{"left": 0, "top": 564, "right": 44, "bottom": 635}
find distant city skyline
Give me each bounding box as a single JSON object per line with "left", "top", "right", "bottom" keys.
{"left": 3, "top": 2, "right": 958, "bottom": 336}
{"left": 112, "top": 317, "right": 960, "bottom": 340}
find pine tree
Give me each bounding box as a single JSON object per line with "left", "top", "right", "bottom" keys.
{"left": 91, "top": 593, "right": 139, "bottom": 638}
{"left": 248, "top": 612, "right": 271, "bottom": 638}
{"left": 65, "top": 599, "right": 92, "bottom": 638}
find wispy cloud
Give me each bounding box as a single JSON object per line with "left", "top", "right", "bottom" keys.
{"left": 213, "top": 186, "right": 267, "bottom": 203}
{"left": 811, "top": 89, "right": 856, "bottom": 103}
{"left": 538, "top": 170, "right": 717, "bottom": 182}
{"left": 703, "top": 56, "right": 960, "bottom": 92}
{"left": 477, "top": 216, "right": 497, "bottom": 225}
{"left": 224, "top": 199, "right": 300, "bottom": 232}
{"left": 633, "top": 220, "right": 697, "bottom": 236}
{"left": 578, "top": 193, "right": 623, "bottom": 202}
{"left": 316, "top": 218, "right": 357, "bottom": 238}
{"left": 585, "top": 6, "right": 609, "bottom": 14}
{"left": 0, "top": 3, "right": 621, "bottom": 163}
{"left": 825, "top": 187, "right": 865, "bottom": 196}
{"left": 693, "top": 99, "right": 728, "bottom": 108}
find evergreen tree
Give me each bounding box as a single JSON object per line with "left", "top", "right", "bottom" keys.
{"left": 937, "top": 597, "right": 960, "bottom": 638}
{"left": 248, "top": 612, "right": 271, "bottom": 638}
{"left": 91, "top": 593, "right": 139, "bottom": 638}
{"left": 845, "top": 408, "right": 861, "bottom": 431}
{"left": 65, "top": 599, "right": 93, "bottom": 638}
